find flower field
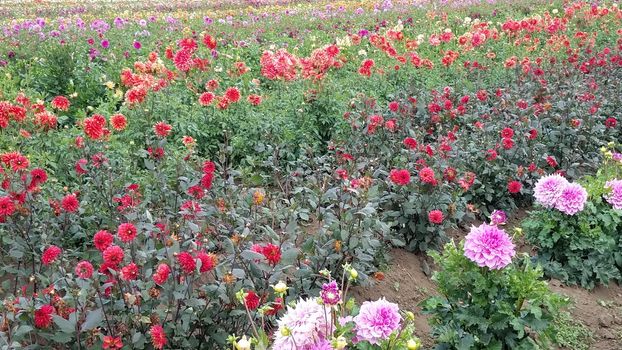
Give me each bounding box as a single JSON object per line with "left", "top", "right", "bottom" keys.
{"left": 1, "top": 0, "right": 622, "bottom": 349}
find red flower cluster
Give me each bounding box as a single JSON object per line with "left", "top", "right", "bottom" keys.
{"left": 200, "top": 160, "right": 216, "bottom": 190}
{"left": 358, "top": 59, "right": 375, "bottom": 77}
{"left": 260, "top": 49, "right": 299, "bottom": 81}
{"left": 102, "top": 245, "right": 124, "bottom": 267}
{"left": 110, "top": 113, "right": 127, "bottom": 131}
{"left": 508, "top": 180, "right": 523, "bottom": 194}
{"left": 120, "top": 262, "right": 139, "bottom": 281}
{"left": 419, "top": 167, "right": 437, "bottom": 186}
{"left": 196, "top": 252, "right": 217, "bottom": 273}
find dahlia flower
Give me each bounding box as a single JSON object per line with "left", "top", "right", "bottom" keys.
{"left": 75, "top": 260, "right": 94, "bottom": 279}
{"left": 464, "top": 224, "right": 515, "bottom": 270}
{"left": 533, "top": 174, "right": 568, "bottom": 208}
{"left": 320, "top": 281, "right": 341, "bottom": 306}
{"left": 554, "top": 183, "right": 587, "bottom": 215}
{"left": 604, "top": 179, "right": 622, "bottom": 210}
{"left": 353, "top": 298, "right": 401, "bottom": 345}
{"left": 490, "top": 210, "right": 507, "bottom": 225}
{"left": 273, "top": 298, "right": 333, "bottom": 349}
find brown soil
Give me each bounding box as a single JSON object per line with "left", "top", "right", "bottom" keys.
{"left": 353, "top": 209, "right": 622, "bottom": 349}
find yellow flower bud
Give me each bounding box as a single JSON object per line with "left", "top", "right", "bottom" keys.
{"left": 407, "top": 338, "right": 422, "bottom": 350}
{"left": 273, "top": 281, "right": 288, "bottom": 294}
{"left": 235, "top": 335, "right": 252, "bottom": 350}
{"left": 349, "top": 268, "right": 358, "bottom": 280}
{"left": 334, "top": 336, "right": 347, "bottom": 349}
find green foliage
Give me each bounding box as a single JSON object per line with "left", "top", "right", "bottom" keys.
{"left": 422, "top": 242, "right": 565, "bottom": 350}
{"left": 549, "top": 312, "right": 593, "bottom": 350}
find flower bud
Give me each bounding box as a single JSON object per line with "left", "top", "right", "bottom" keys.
{"left": 334, "top": 336, "right": 347, "bottom": 349}
{"left": 235, "top": 335, "right": 252, "bottom": 350}
{"left": 273, "top": 281, "right": 288, "bottom": 294}
{"left": 349, "top": 268, "right": 358, "bottom": 280}
{"left": 406, "top": 311, "right": 415, "bottom": 321}
{"left": 407, "top": 338, "right": 422, "bottom": 350}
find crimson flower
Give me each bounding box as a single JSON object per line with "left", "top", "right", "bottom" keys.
{"left": 42, "top": 245, "right": 62, "bottom": 265}
{"left": 34, "top": 304, "right": 55, "bottom": 329}
{"left": 508, "top": 180, "right": 522, "bottom": 194}
{"left": 244, "top": 291, "right": 260, "bottom": 310}
{"left": 390, "top": 169, "right": 410, "bottom": 186}
{"left": 153, "top": 122, "right": 172, "bottom": 137}
{"left": 428, "top": 210, "right": 444, "bottom": 224}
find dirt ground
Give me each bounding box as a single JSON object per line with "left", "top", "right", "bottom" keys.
{"left": 352, "top": 210, "right": 622, "bottom": 349}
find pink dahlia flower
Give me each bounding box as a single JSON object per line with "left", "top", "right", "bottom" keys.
{"left": 604, "top": 179, "right": 622, "bottom": 210}
{"left": 320, "top": 281, "right": 341, "bottom": 306}
{"left": 353, "top": 298, "right": 401, "bottom": 345}
{"left": 533, "top": 174, "right": 568, "bottom": 208}
{"left": 464, "top": 224, "right": 515, "bottom": 270}
{"left": 273, "top": 298, "right": 332, "bottom": 349}
{"left": 490, "top": 209, "right": 507, "bottom": 225}
{"left": 554, "top": 183, "right": 588, "bottom": 215}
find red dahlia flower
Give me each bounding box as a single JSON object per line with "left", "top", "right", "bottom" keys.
{"left": 244, "top": 291, "right": 260, "bottom": 310}
{"left": 177, "top": 251, "right": 196, "bottom": 274}
{"left": 117, "top": 223, "right": 138, "bottom": 243}
{"left": 42, "top": 245, "right": 62, "bottom": 265}
{"left": 428, "top": 210, "right": 444, "bottom": 224}
{"left": 261, "top": 244, "right": 281, "bottom": 266}
{"left": 153, "top": 122, "right": 172, "bottom": 138}
{"left": 150, "top": 324, "right": 167, "bottom": 350}
{"left": 390, "top": 169, "right": 410, "bottom": 186}
{"left": 61, "top": 194, "right": 79, "bottom": 213}
{"left": 102, "top": 245, "right": 124, "bottom": 266}
{"left": 508, "top": 180, "right": 522, "bottom": 194}
{"left": 51, "top": 96, "right": 70, "bottom": 111}
{"left": 34, "top": 304, "right": 55, "bottom": 329}
{"left": 94, "top": 230, "right": 113, "bottom": 251}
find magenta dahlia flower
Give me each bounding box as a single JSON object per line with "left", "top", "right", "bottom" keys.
{"left": 604, "top": 179, "right": 622, "bottom": 210}
{"left": 533, "top": 174, "right": 568, "bottom": 208}
{"left": 490, "top": 210, "right": 507, "bottom": 225}
{"left": 464, "top": 224, "right": 515, "bottom": 270}
{"left": 353, "top": 298, "right": 401, "bottom": 345}
{"left": 320, "top": 281, "right": 341, "bottom": 306}
{"left": 273, "top": 298, "right": 332, "bottom": 349}
{"left": 554, "top": 183, "right": 588, "bottom": 215}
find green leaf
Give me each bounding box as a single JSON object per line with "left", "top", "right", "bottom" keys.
{"left": 53, "top": 314, "right": 76, "bottom": 334}
{"left": 80, "top": 308, "right": 103, "bottom": 332}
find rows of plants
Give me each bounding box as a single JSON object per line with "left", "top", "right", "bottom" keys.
{"left": 0, "top": 0, "right": 621, "bottom": 349}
